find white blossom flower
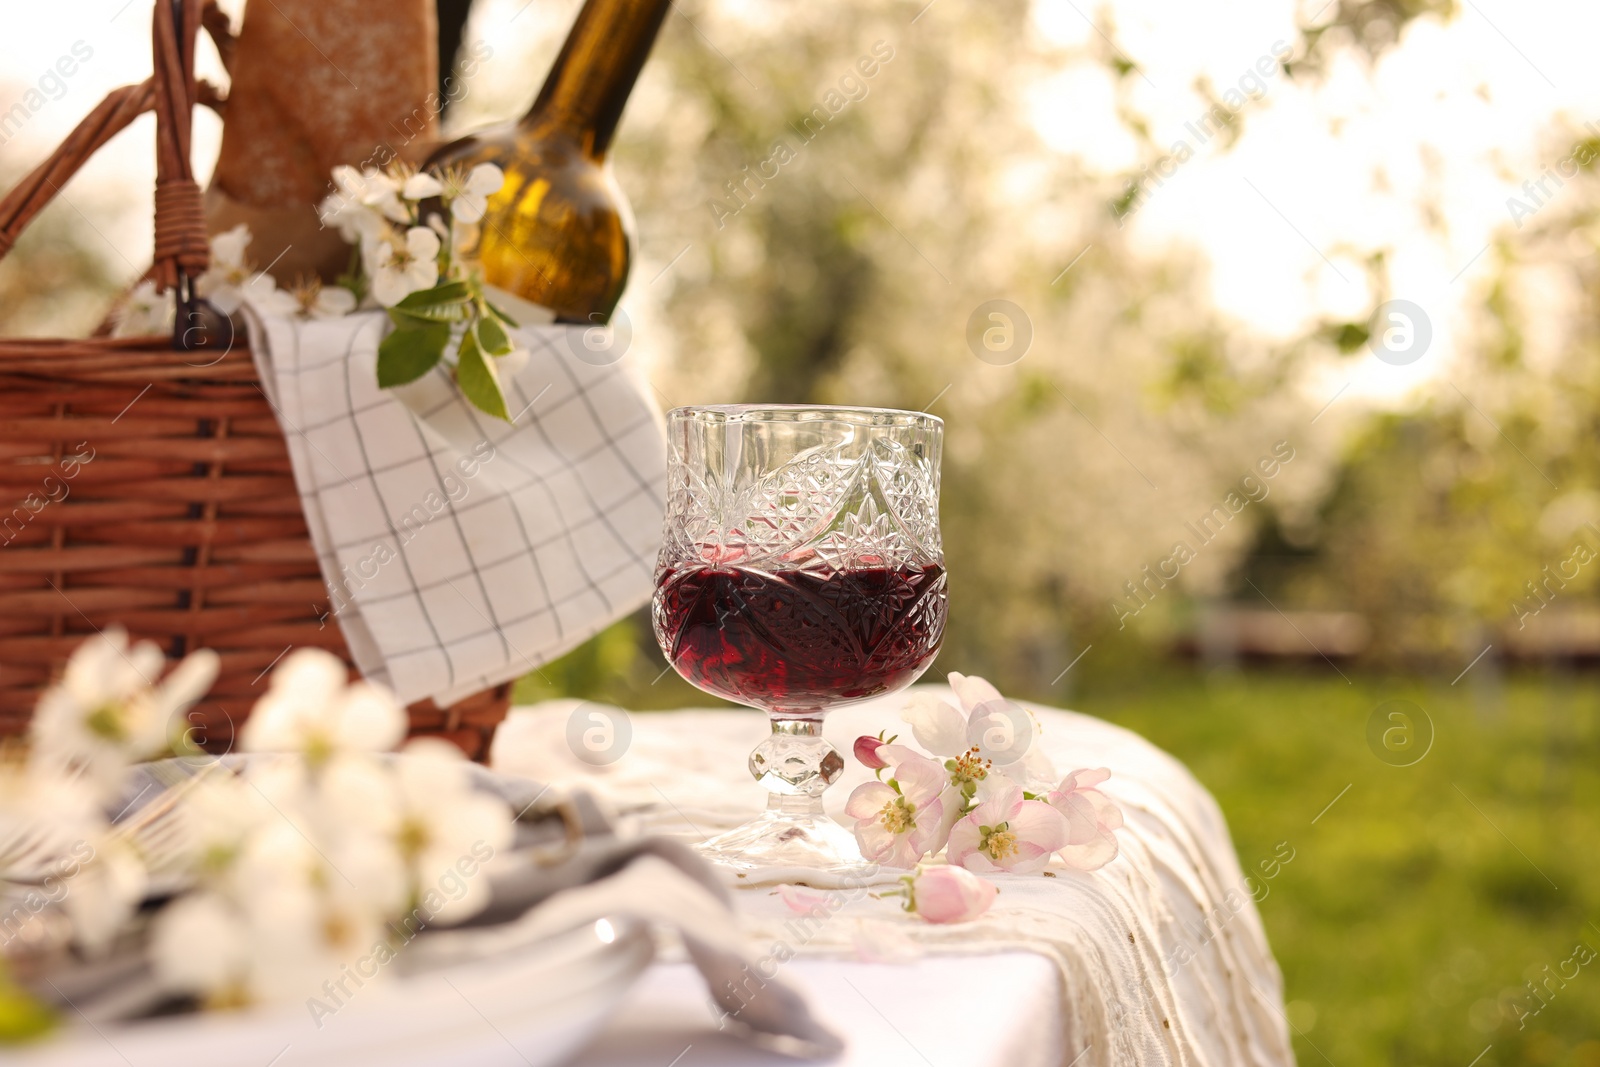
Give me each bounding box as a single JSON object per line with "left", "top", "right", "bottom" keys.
{"left": 367, "top": 226, "right": 442, "bottom": 307}
{"left": 195, "top": 224, "right": 268, "bottom": 315}
{"left": 947, "top": 785, "right": 1070, "bottom": 875}
{"left": 30, "top": 628, "right": 218, "bottom": 793}
{"left": 0, "top": 761, "right": 101, "bottom": 877}
{"left": 170, "top": 769, "right": 272, "bottom": 879}
{"left": 318, "top": 166, "right": 389, "bottom": 242}
{"left": 402, "top": 171, "right": 444, "bottom": 201}
{"left": 303, "top": 282, "right": 358, "bottom": 319}
{"left": 901, "top": 672, "right": 1056, "bottom": 797}
{"left": 236, "top": 271, "right": 299, "bottom": 318}
{"left": 62, "top": 835, "right": 148, "bottom": 955}
{"left": 440, "top": 163, "right": 505, "bottom": 224}
{"left": 152, "top": 853, "right": 391, "bottom": 1006}
{"left": 357, "top": 168, "right": 411, "bottom": 225}
{"left": 150, "top": 891, "right": 249, "bottom": 1001}
{"left": 324, "top": 739, "right": 512, "bottom": 923}
{"left": 110, "top": 280, "right": 172, "bottom": 338}
{"left": 1044, "top": 768, "right": 1125, "bottom": 871}
{"left": 246, "top": 877, "right": 392, "bottom": 1003}
{"left": 240, "top": 648, "right": 406, "bottom": 764}
{"left": 152, "top": 767, "right": 400, "bottom": 1005}
{"left": 843, "top": 754, "right": 952, "bottom": 868}
{"left": 264, "top": 278, "right": 358, "bottom": 321}
{"left": 0, "top": 757, "right": 149, "bottom": 956}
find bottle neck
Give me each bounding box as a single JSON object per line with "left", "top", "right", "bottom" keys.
{"left": 522, "top": 0, "right": 672, "bottom": 159}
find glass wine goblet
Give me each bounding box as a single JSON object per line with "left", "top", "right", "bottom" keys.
{"left": 651, "top": 405, "right": 947, "bottom": 875}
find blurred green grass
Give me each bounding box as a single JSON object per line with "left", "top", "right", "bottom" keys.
{"left": 519, "top": 619, "right": 1600, "bottom": 1066}
{"left": 1074, "top": 665, "right": 1600, "bottom": 1067}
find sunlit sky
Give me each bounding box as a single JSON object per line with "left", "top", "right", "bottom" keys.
{"left": 3, "top": 0, "right": 1596, "bottom": 414}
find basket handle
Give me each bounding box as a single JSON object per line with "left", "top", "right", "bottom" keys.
{"left": 0, "top": 0, "right": 231, "bottom": 289}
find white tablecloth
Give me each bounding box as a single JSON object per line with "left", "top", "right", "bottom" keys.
{"left": 491, "top": 688, "right": 1295, "bottom": 1067}
{"left": 569, "top": 954, "right": 1064, "bottom": 1067}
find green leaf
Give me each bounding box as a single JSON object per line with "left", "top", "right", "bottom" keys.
{"left": 392, "top": 281, "right": 473, "bottom": 322}
{"left": 485, "top": 299, "right": 520, "bottom": 329}
{"left": 455, "top": 326, "right": 510, "bottom": 420}
{"left": 476, "top": 313, "right": 515, "bottom": 356}
{"left": 397, "top": 280, "right": 471, "bottom": 308}
{"left": 377, "top": 319, "right": 449, "bottom": 388}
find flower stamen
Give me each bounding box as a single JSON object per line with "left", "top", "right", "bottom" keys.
{"left": 879, "top": 795, "right": 918, "bottom": 834}
{"left": 980, "top": 821, "right": 1019, "bottom": 860}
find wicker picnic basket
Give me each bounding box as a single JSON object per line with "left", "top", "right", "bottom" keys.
{"left": 0, "top": 0, "right": 510, "bottom": 758}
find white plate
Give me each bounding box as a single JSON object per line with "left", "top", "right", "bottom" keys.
{"left": 16, "top": 918, "right": 652, "bottom": 1067}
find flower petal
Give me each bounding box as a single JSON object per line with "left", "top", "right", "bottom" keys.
{"left": 404, "top": 225, "right": 442, "bottom": 260}
{"left": 945, "top": 815, "right": 981, "bottom": 868}
{"left": 901, "top": 691, "right": 967, "bottom": 757}
{"left": 466, "top": 163, "right": 505, "bottom": 196}
{"left": 972, "top": 784, "right": 1022, "bottom": 827}
{"left": 852, "top": 736, "right": 889, "bottom": 770}
{"left": 845, "top": 780, "right": 895, "bottom": 820}
{"left": 316, "top": 286, "right": 357, "bottom": 316}
{"left": 890, "top": 755, "right": 948, "bottom": 806}
{"left": 996, "top": 842, "right": 1055, "bottom": 874}
{"left": 907, "top": 794, "right": 948, "bottom": 856}
{"left": 1058, "top": 831, "right": 1119, "bottom": 870}
{"left": 1063, "top": 767, "right": 1112, "bottom": 791}
{"left": 956, "top": 848, "right": 1003, "bottom": 875}
{"left": 778, "top": 884, "right": 832, "bottom": 915}
{"left": 404, "top": 172, "right": 445, "bottom": 200}
{"left": 209, "top": 224, "right": 251, "bottom": 270}
{"left": 948, "top": 672, "right": 1003, "bottom": 713}
{"left": 1008, "top": 800, "right": 1071, "bottom": 852}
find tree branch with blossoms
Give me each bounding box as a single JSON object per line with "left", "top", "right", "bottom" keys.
{"left": 0, "top": 632, "right": 516, "bottom": 1033}
{"left": 317, "top": 161, "right": 524, "bottom": 420}
{"left": 842, "top": 672, "right": 1126, "bottom": 904}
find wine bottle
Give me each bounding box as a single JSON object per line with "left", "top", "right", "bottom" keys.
{"left": 427, "top": 0, "right": 671, "bottom": 323}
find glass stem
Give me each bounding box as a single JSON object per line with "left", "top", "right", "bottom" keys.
{"left": 768, "top": 792, "right": 825, "bottom": 815}
{"left": 749, "top": 715, "right": 843, "bottom": 806}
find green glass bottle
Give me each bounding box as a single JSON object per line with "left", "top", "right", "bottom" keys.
{"left": 428, "top": 0, "right": 670, "bottom": 324}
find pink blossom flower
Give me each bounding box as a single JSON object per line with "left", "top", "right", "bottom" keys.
{"left": 843, "top": 755, "right": 951, "bottom": 868}
{"left": 947, "top": 785, "right": 1070, "bottom": 875}
{"left": 904, "top": 865, "right": 997, "bottom": 924}
{"left": 1044, "top": 768, "right": 1124, "bottom": 870}
{"left": 853, "top": 735, "right": 889, "bottom": 771}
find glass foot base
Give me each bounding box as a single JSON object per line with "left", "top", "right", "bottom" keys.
{"left": 694, "top": 807, "right": 886, "bottom": 888}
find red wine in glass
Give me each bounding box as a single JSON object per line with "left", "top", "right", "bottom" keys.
{"left": 653, "top": 561, "right": 947, "bottom": 714}
{"left": 654, "top": 403, "right": 945, "bottom": 873}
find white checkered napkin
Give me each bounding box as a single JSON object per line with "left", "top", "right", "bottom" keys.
{"left": 245, "top": 297, "right": 667, "bottom": 708}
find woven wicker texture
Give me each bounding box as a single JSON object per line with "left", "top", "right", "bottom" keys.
{"left": 0, "top": 1, "right": 510, "bottom": 758}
